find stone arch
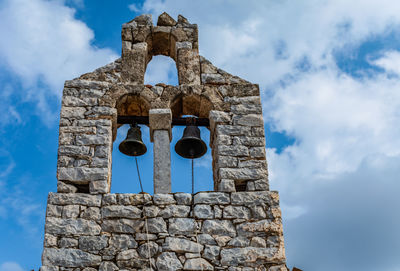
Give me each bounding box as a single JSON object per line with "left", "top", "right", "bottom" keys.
{"left": 116, "top": 94, "right": 151, "bottom": 117}
{"left": 170, "top": 93, "right": 213, "bottom": 119}
{"left": 121, "top": 14, "right": 200, "bottom": 85}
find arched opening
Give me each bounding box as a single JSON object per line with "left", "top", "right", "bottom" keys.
{"left": 112, "top": 94, "right": 152, "bottom": 193}
{"left": 171, "top": 125, "right": 213, "bottom": 193}
{"left": 170, "top": 94, "right": 214, "bottom": 192}
{"left": 111, "top": 124, "right": 153, "bottom": 193}
{"left": 144, "top": 55, "right": 178, "bottom": 86}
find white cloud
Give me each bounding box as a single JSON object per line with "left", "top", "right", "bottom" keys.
{"left": 0, "top": 0, "right": 118, "bottom": 123}
{"left": 0, "top": 262, "right": 23, "bottom": 271}
{"left": 371, "top": 50, "right": 400, "bottom": 75}
{"left": 128, "top": 3, "right": 142, "bottom": 13}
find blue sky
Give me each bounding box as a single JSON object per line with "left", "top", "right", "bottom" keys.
{"left": 1, "top": 0, "right": 400, "bottom": 270}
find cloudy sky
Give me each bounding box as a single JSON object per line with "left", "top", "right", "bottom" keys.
{"left": 1, "top": 0, "right": 400, "bottom": 270}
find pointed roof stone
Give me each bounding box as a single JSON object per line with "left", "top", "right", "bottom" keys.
{"left": 157, "top": 12, "right": 176, "bottom": 26}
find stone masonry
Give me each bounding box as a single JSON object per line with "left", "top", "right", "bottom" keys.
{"left": 41, "top": 13, "right": 288, "bottom": 271}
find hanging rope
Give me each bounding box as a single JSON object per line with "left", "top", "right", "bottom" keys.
{"left": 135, "top": 157, "right": 144, "bottom": 193}
{"left": 134, "top": 156, "right": 152, "bottom": 270}
{"left": 191, "top": 158, "right": 194, "bottom": 194}
{"left": 190, "top": 158, "right": 204, "bottom": 271}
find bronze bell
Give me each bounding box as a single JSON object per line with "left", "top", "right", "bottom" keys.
{"left": 119, "top": 124, "right": 147, "bottom": 156}
{"left": 175, "top": 125, "right": 207, "bottom": 159}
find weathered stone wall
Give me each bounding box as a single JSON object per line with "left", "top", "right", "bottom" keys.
{"left": 42, "top": 191, "right": 286, "bottom": 270}
{"left": 41, "top": 12, "right": 289, "bottom": 271}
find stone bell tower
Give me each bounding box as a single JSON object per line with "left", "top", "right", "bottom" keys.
{"left": 41, "top": 13, "right": 288, "bottom": 271}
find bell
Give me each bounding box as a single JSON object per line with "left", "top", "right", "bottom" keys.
{"left": 175, "top": 125, "right": 207, "bottom": 159}
{"left": 119, "top": 124, "right": 147, "bottom": 156}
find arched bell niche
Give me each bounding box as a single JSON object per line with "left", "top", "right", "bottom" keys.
{"left": 111, "top": 94, "right": 153, "bottom": 193}
{"left": 169, "top": 94, "right": 214, "bottom": 193}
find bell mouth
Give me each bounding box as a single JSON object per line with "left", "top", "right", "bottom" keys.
{"left": 119, "top": 141, "right": 147, "bottom": 156}
{"left": 118, "top": 125, "right": 147, "bottom": 157}
{"left": 175, "top": 125, "right": 207, "bottom": 159}
{"left": 175, "top": 137, "right": 207, "bottom": 159}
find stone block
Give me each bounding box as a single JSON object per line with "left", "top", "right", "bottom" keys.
{"left": 227, "top": 236, "right": 250, "bottom": 247}
{"left": 183, "top": 258, "right": 213, "bottom": 270}
{"left": 193, "top": 192, "right": 230, "bottom": 205}
{"left": 99, "top": 261, "right": 119, "bottom": 271}
{"left": 58, "top": 145, "right": 91, "bottom": 157}
{"left": 216, "top": 156, "right": 238, "bottom": 167}
{"left": 62, "top": 205, "right": 80, "bottom": 218}
{"left": 201, "top": 73, "right": 225, "bottom": 85}
{"left": 169, "top": 218, "right": 196, "bottom": 235}
{"left": 217, "top": 145, "right": 249, "bottom": 157}
{"left": 202, "top": 220, "right": 236, "bottom": 237}
{"left": 174, "top": 193, "right": 192, "bottom": 205}
{"left": 250, "top": 236, "right": 267, "bottom": 248}
{"left": 153, "top": 193, "right": 176, "bottom": 205}
{"left": 57, "top": 181, "right": 78, "bottom": 193}
{"left": 44, "top": 234, "right": 58, "bottom": 247}
{"left": 42, "top": 248, "right": 101, "bottom": 267}
{"left": 153, "top": 130, "right": 172, "bottom": 193}
{"left": 231, "top": 191, "right": 273, "bottom": 206}
{"left": 216, "top": 125, "right": 251, "bottom": 136}
{"left": 236, "top": 219, "right": 283, "bottom": 237}
{"left": 177, "top": 48, "right": 201, "bottom": 85}
{"left": 220, "top": 247, "right": 284, "bottom": 266}
{"left": 102, "top": 219, "right": 144, "bottom": 233}
{"left": 194, "top": 204, "right": 213, "bottom": 219}
{"left": 197, "top": 234, "right": 217, "bottom": 245}
{"left": 218, "top": 179, "right": 236, "bottom": 192}
{"left": 223, "top": 206, "right": 251, "bottom": 219}
{"left": 48, "top": 193, "right": 102, "bottom": 207}
{"left": 147, "top": 217, "right": 167, "bottom": 233}
{"left": 149, "top": 108, "right": 172, "bottom": 141}
{"left": 163, "top": 237, "right": 203, "bottom": 253}
{"left": 79, "top": 235, "right": 109, "bottom": 252}
{"left": 80, "top": 207, "right": 101, "bottom": 220}
{"left": 39, "top": 266, "right": 58, "bottom": 271}
{"left": 76, "top": 134, "right": 111, "bottom": 146}
{"left": 219, "top": 168, "right": 267, "bottom": 180}
{"left": 156, "top": 252, "right": 183, "bottom": 271}
{"left": 203, "top": 245, "right": 220, "bottom": 261}
{"left": 157, "top": 12, "right": 177, "bottom": 26}
{"left": 109, "top": 234, "right": 138, "bottom": 249}
{"left": 254, "top": 179, "right": 269, "bottom": 191}
{"left": 102, "top": 194, "right": 117, "bottom": 205}
{"left": 45, "top": 217, "right": 101, "bottom": 236}
{"left": 143, "top": 206, "right": 160, "bottom": 217}
{"left": 102, "top": 205, "right": 142, "bottom": 219}
{"left": 233, "top": 114, "right": 263, "bottom": 126}
{"left": 46, "top": 204, "right": 63, "bottom": 217}
{"left": 234, "top": 136, "right": 265, "bottom": 147}
{"left": 159, "top": 205, "right": 191, "bottom": 218}
{"left": 214, "top": 135, "right": 233, "bottom": 145}
{"left": 60, "top": 107, "right": 86, "bottom": 119}
{"left": 89, "top": 180, "right": 109, "bottom": 194}
{"left": 138, "top": 241, "right": 159, "bottom": 258}
{"left": 121, "top": 42, "right": 147, "bottom": 83}
{"left": 231, "top": 103, "right": 262, "bottom": 115}
{"left": 116, "top": 249, "right": 139, "bottom": 260}
{"left": 58, "top": 167, "right": 108, "bottom": 183}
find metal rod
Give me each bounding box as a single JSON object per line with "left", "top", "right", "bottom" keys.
{"left": 135, "top": 156, "right": 144, "bottom": 193}
{"left": 118, "top": 116, "right": 210, "bottom": 127}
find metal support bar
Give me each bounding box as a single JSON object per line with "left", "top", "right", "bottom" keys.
{"left": 118, "top": 115, "right": 210, "bottom": 127}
